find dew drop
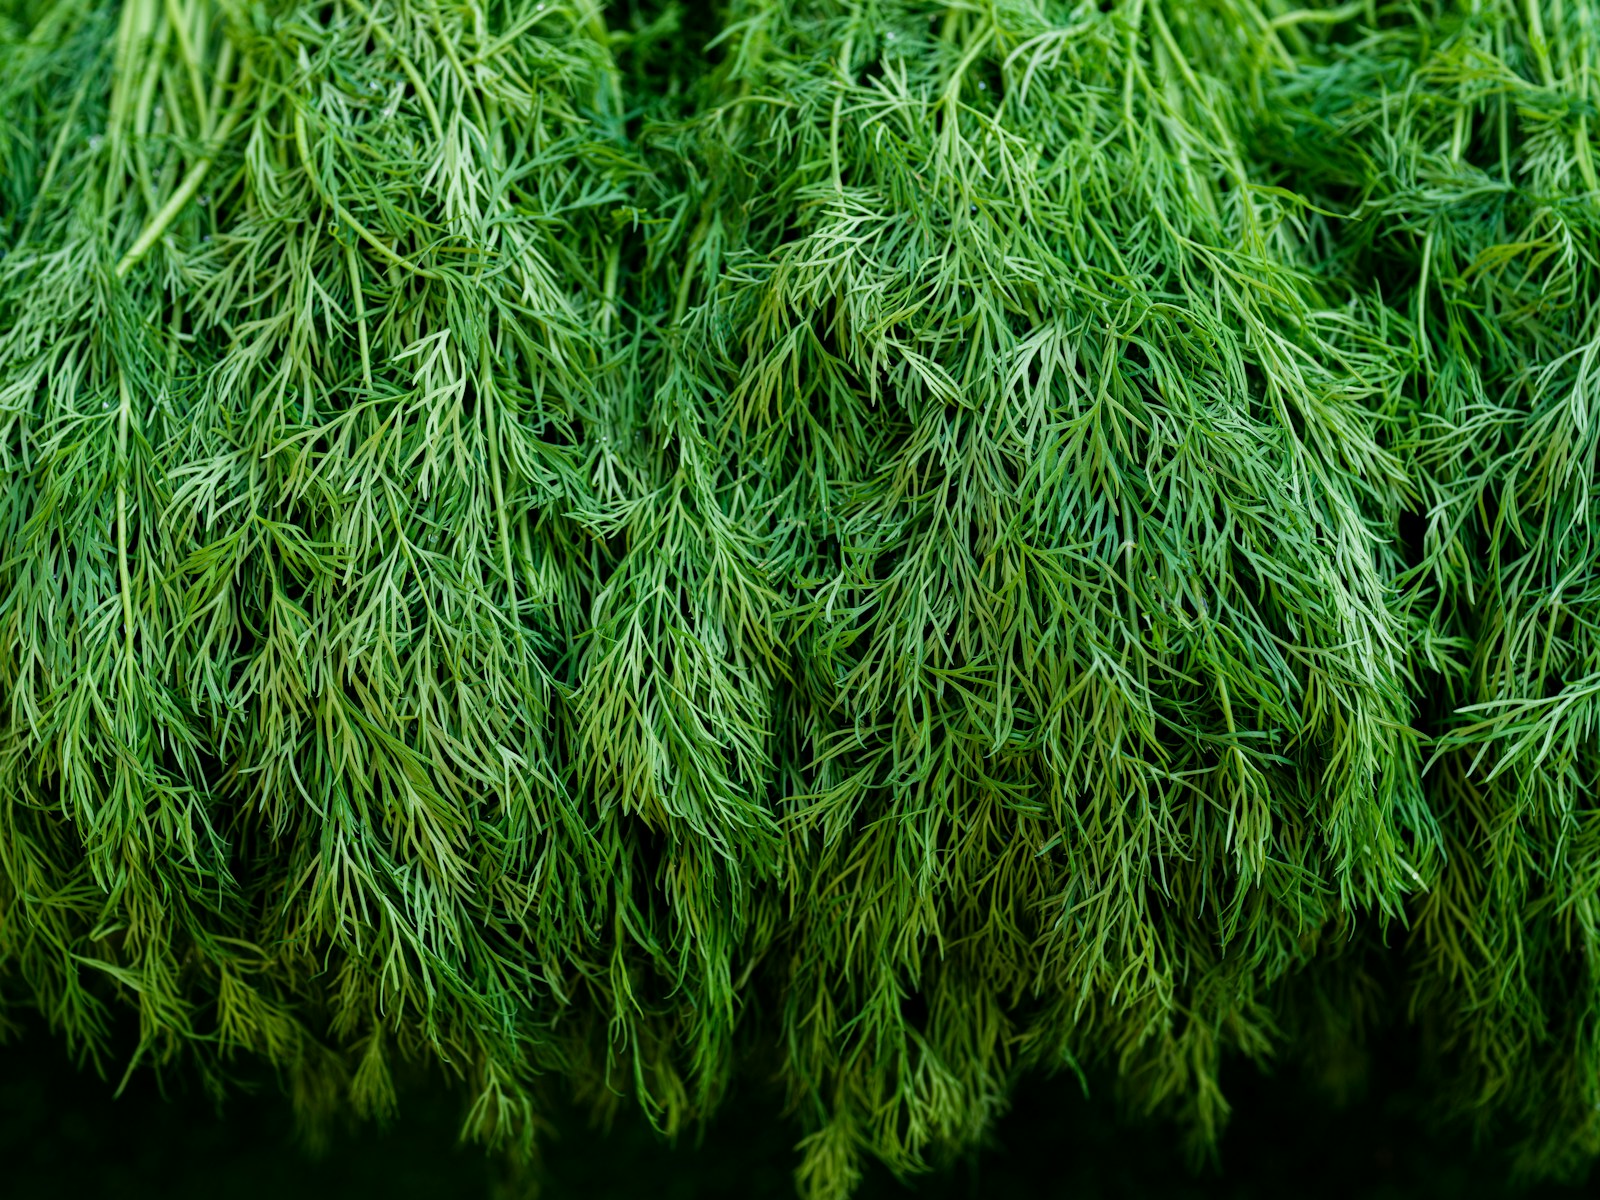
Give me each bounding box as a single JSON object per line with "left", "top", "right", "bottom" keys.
{"left": 88, "top": 134, "right": 104, "bottom": 151}
{"left": 198, "top": 194, "right": 209, "bottom": 207}
{"left": 977, "top": 80, "right": 986, "bottom": 90}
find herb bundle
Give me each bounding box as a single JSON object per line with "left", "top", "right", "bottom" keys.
{"left": 0, "top": 0, "right": 1596, "bottom": 1194}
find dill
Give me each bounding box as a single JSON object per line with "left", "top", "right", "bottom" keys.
{"left": 0, "top": 0, "right": 1596, "bottom": 1194}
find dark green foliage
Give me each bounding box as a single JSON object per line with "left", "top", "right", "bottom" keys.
{"left": 3, "top": 1020, "right": 1595, "bottom": 1200}
{"left": 0, "top": 0, "right": 1595, "bottom": 1195}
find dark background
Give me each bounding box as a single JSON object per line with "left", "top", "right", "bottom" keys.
{"left": 2, "top": 1023, "right": 1594, "bottom": 1199}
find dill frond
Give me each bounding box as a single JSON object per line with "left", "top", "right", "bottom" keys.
{"left": 0, "top": 0, "right": 1596, "bottom": 1195}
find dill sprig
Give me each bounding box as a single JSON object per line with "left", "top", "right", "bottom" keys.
{"left": 0, "top": 0, "right": 1597, "bottom": 1195}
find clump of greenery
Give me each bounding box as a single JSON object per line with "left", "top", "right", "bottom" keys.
{"left": 0, "top": 0, "right": 1595, "bottom": 1195}
{"left": 1256, "top": 1, "right": 1600, "bottom": 1176}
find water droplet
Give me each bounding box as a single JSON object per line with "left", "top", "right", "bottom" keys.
{"left": 977, "top": 80, "right": 986, "bottom": 90}
{"left": 88, "top": 134, "right": 104, "bottom": 151}
{"left": 885, "top": 30, "right": 895, "bottom": 40}
{"left": 197, "top": 194, "right": 209, "bottom": 207}
{"left": 101, "top": 398, "right": 111, "bottom": 411}
{"left": 153, "top": 104, "right": 164, "bottom": 122}
{"left": 202, "top": 234, "right": 212, "bottom": 244}
{"left": 971, "top": 203, "right": 978, "bottom": 213}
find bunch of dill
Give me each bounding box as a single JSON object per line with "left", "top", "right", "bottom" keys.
{"left": 0, "top": 0, "right": 1596, "bottom": 1195}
